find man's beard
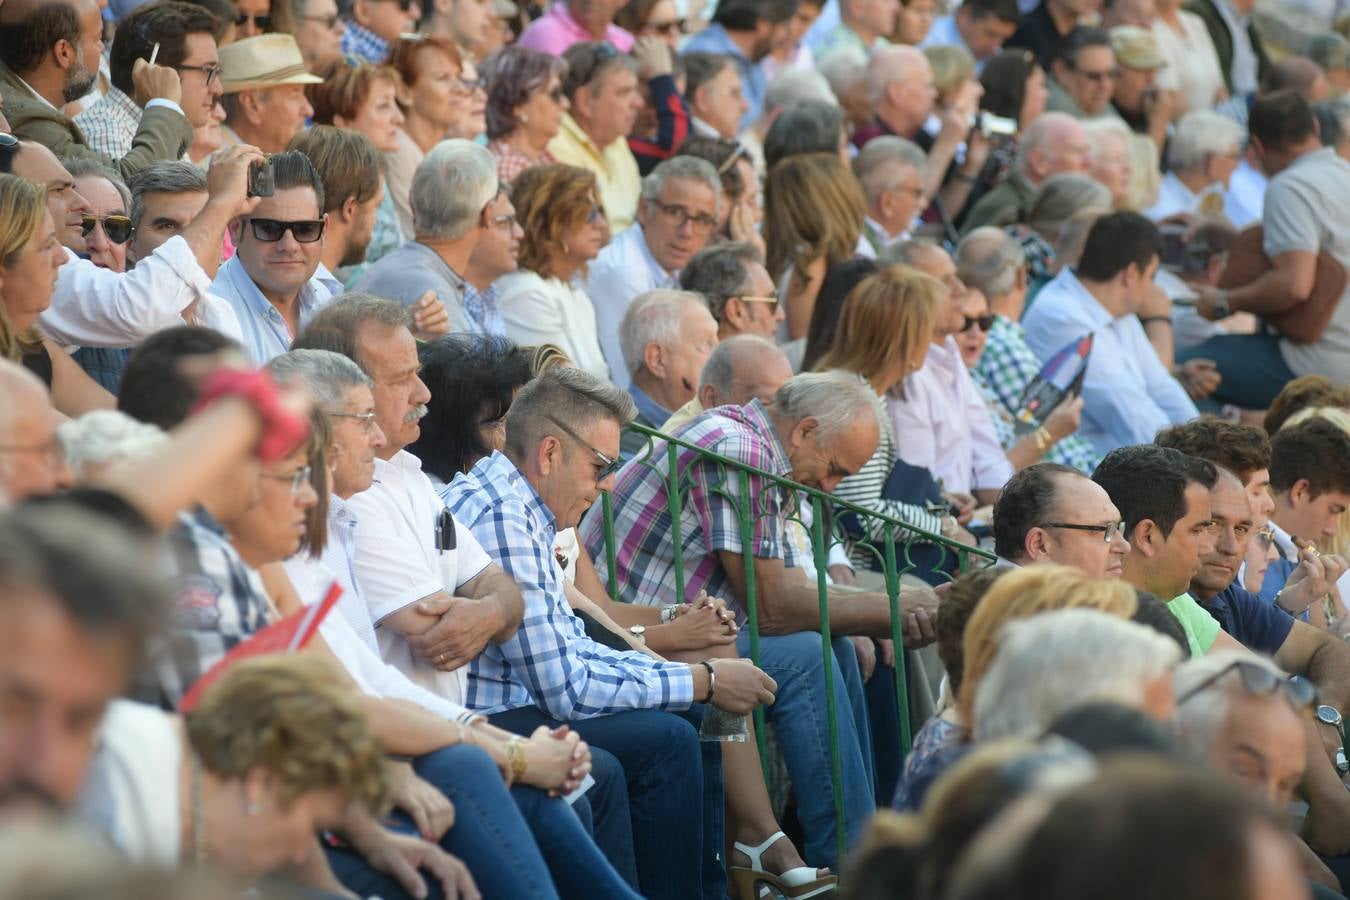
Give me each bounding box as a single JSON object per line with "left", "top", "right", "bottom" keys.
{"left": 339, "top": 232, "right": 373, "bottom": 268}
{"left": 62, "top": 57, "right": 98, "bottom": 105}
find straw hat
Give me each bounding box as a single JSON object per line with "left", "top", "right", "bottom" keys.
{"left": 1109, "top": 26, "right": 1167, "bottom": 71}
{"left": 219, "top": 34, "right": 324, "bottom": 94}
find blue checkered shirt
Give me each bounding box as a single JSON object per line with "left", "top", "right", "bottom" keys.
{"left": 340, "top": 19, "right": 391, "bottom": 63}
{"left": 972, "top": 314, "right": 1101, "bottom": 474}
{"left": 463, "top": 282, "right": 506, "bottom": 337}
{"left": 441, "top": 451, "right": 695, "bottom": 719}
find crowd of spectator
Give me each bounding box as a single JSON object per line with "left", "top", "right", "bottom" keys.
{"left": 2, "top": 0, "right": 1350, "bottom": 896}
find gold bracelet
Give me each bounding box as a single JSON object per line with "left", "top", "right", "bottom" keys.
{"left": 505, "top": 736, "right": 528, "bottom": 783}
{"left": 1034, "top": 426, "right": 1053, "bottom": 453}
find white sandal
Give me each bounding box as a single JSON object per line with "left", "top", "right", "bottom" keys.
{"left": 728, "top": 831, "right": 837, "bottom": 900}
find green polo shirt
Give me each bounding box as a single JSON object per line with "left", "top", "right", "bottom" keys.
{"left": 1168, "top": 592, "right": 1221, "bottom": 658}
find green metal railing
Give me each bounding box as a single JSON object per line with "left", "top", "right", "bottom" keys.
{"left": 596, "top": 421, "right": 995, "bottom": 868}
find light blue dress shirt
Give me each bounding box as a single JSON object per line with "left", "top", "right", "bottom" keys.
{"left": 211, "top": 255, "right": 336, "bottom": 366}
{"left": 1021, "top": 268, "right": 1198, "bottom": 456}
{"left": 586, "top": 225, "right": 679, "bottom": 389}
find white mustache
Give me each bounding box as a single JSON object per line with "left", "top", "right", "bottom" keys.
{"left": 405, "top": 404, "right": 428, "bottom": 423}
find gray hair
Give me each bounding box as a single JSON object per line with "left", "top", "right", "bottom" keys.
{"left": 816, "top": 45, "right": 866, "bottom": 103}
{"left": 973, "top": 609, "right": 1182, "bottom": 740}
{"left": 678, "top": 242, "right": 761, "bottom": 321}
{"left": 699, "top": 334, "right": 781, "bottom": 395}
{"left": 769, "top": 370, "right": 881, "bottom": 441}
{"left": 1016, "top": 111, "right": 1081, "bottom": 175}
{"left": 619, "top": 289, "right": 707, "bottom": 376}
{"left": 1165, "top": 110, "right": 1244, "bottom": 172}
{"left": 641, "top": 155, "right": 723, "bottom": 219}
{"left": 1172, "top": 652, "right": 1289, "bottom": 756}
{"left": 57, "top": 411, "right": 167, "bottom": 480}
{"left": 956, "top": 227, "right": 1025, "bottom": 299}
{"left": 62, "top": 158, "right": 131, "bottom": 214}
{"left": 411, "top": 139, "right": 500, "bottom": 241}
{"left": 293, "top": 292, "right": 414, "bottom": 374}
{"left": 126, "top": 161, "right": 207, "bottom": 231}
{"left": 1027, "top": 173, "right": 1112, "bottom": 241}
{"left": 764, "top": 66, "right": 837, "bottom": 114}
{"left": 877, "top": 236, "right": 942, "bottom": 268}
{"left": 266, "top": 349, "right": 374, "bottom": 410}
{"left": 853, "top": 135, "right": 927, "bottom": 206}
{"left": 504, "top": 365, "right": 637, "bottom": 460}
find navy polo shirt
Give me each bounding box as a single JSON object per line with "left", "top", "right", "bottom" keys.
{"left": 1197, "top": 583, "right": 1295, "bottom": 655}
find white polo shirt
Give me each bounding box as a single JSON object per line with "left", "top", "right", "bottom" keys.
{"left": 345, "top": 450, "right": 493, "bottom": 706}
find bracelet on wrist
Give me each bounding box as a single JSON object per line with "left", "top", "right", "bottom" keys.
{"left": 504, "top": 736, "right": 528, "bottom": 782}
{"left": 660, "top": 604, "right": 679, "bottom": 624}
{"left": 700, "top": 659, "right": 716, "bottom": 703}
{"left": 1034, "top": 426, "right": 1053, "bottom": 453}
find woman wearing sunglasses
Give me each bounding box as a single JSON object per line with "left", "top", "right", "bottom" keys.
{"left": 0, "top": 174, "right": 114, "bottom": 416}
{"left": 483, "top": 45, "right": 570, "bottom": 184}
{"left": 496, "top": 164, "right": 612, "bottom": 379}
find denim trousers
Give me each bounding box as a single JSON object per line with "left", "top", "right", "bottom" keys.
{"left": 490, "top": 705, "right": 723, "bottom": 900}
{"left": 738, "top": 630, "right": 878, "bottom": 869}
{"left": 326, "top": 743, "right": 640, "bottom": 900}
{"left": 1177, "top": 331, "right": 1297, "bottom": 409}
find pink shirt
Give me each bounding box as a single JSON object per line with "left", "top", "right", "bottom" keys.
{"left": 517, "top": 1, "right": 635, "bottom": 56}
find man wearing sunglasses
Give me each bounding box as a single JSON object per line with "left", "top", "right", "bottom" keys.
{"left": 1047, "top": 27, "right": 1121, "bottom": 121}
{"left": 0, "top": 0, "right": 194, "bottom": 179}
{"left": 212, "top": 150, "right": 335, "bottom": 365}
{"left": 74, "top": 3, "right": 222, "bottom": 162}
{"left": 1174, "top": 654, "right": 1350, "bottom": 896}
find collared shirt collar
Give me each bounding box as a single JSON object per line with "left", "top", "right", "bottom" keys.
{"left": 15, "top": 73, "right": 57, "bottom": 110}
{"left": 340, "top": 19, "right": 391, "bottom": 63}
{"left": 314, "top": 262, "right": 344, "bottom": 297}
{"left": 1057, "top": 268, "right": 1116, "bottom": 328}
{"left": 1215, "top": 0, "right": 1250, "bottom": 26}
{"left": 627, "top": 382, "right": 673, "bottom": 426}
{"left": 222, "top": 254, "right": 329, "bottom": 328}
{"left": 625, "top": 223, "right": 677, "bottom": 285}
{"left": 741, "top": 398, "right": 793, "bottom": 477}
{"left": 1269, "top": 519, "right": 1299, "bottom": 561}
{"left": 557, "top": 112, "right": 605, "bottom": 164}
{"left": 480, "top": 449, "right": 557, "bottom": 534}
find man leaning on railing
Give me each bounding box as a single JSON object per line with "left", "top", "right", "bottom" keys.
{"left": 580, "top": 370, "right": 942, "bottom": 869}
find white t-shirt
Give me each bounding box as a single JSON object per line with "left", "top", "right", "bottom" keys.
{"left": 495, "top": 271, "right": 610, "bottom": 380}
{"left": 75, "top": 700, "right": 182, "bottom": 867}
{"left": 346, "top": 451, "right": 494, "bottom": 705}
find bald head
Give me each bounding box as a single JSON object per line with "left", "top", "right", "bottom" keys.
{"left": 0, "top": 359, "right": 70, "bottom": 505}
{"left": 867, "top": 45, "right": 937, "bottom": 137}
{"left": 1019, "top": 112, "right": 1094, "bottom": 184}
{"left": 1264, "top": 56, "right": 1330, "bottom": 102}
{"left": 699, "top": 335, "right": 794, "bottom": 410}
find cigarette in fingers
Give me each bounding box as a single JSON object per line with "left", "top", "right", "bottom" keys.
{"left": 149, "top": 42, "right": 160, "bottom": 66}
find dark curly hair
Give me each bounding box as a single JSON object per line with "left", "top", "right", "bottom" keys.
{"left": 407, "top": 334, "right": 533, "bottom": 481}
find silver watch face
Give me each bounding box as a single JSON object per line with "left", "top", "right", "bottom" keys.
{"left": 1318, "top": 705, "right": 1342, "bottom": 727}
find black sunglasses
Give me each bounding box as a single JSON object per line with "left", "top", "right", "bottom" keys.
{"left": 234, "top": 11, "right": 272, "bottom": 28}
{"left": 961, "top": 314, "right": 994, "bottom": 333}
{"left": 544, "top": 414, "right": 621, "bottom": 481}
{"left": 247, "top": 217, "right": 326, "bottom": 243}
{"left": 81, "top": 213, "right": 133, "bottom": 244}
{"left": 0, "top": 132, "right": 17, "bottom": 174}
{"left": 1178, "top": 660, "right": 1319, "bottom": 711}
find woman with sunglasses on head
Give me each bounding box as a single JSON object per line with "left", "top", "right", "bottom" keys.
{"left": 386, "top": 35, "right": 489, "bottom": 236}
{"left": 483, "top": 45, "right": 570, "bottom": 184}
{"left": 0, "top": 173, "right": 114, "bottom": 415}
{"left": 675, "top": 136, "right": 764, "bottom": 256}
{"left": 495, "top": 163, "right": 612, "bottom": 379}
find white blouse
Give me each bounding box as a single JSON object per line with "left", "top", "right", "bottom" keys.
{"left": 496, "top": 270, "right": 611, "bottom": 380}
{"left": 1152, "top": 11, "right": 1227, "bottom": 114}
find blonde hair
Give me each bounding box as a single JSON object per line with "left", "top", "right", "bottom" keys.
{"left": 763, "top": 153, "right": 867, "bottom": 287}
{"left": 0, "top": 174, "right": 48, "bottom": 362}
{"left": 957, "top": 564, "right": 1138, "bottom": 724}
{"left": 925, "top": 45, "right": 976, "bottom": 105}
{"left": 527, "top": 343, "right": 573, "bottom": 375}
{"left": 187, "top": 654, "right": 389, "bottom": 813}
{"left": 813, "top": 264, "right": 942, "bottom": 387}
{"left": 1284, "top": 405, "right": 1350, "bottom": 558}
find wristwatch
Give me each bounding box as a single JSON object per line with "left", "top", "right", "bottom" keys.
{"left": 1212, "top": 288, "right": 1231, "bottom": 319}
{"left": 629, "top": 624, "right": 647, "bottom": 645}
{"left": 1317, "top": 704, "right": 1344, "bottom": 730}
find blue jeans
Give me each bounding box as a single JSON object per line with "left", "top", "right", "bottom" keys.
{"left": 739, "top": 630, "right": 877, "bottom": 869}
{"left": 1178, "top": 331, "right": 1297, "bottom": 409}
{"left": 327, "top": 744, "right": 639, "bottom": 900}
{"left": 490, "top": 706, "right": 719, "bottom": 900}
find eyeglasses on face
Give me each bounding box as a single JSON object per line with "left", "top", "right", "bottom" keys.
{"left": 301, "top": 12, "right": 343, "bottom": 28}
{"left": 1039, "top": 521, "right": 1127, "bottom": 544}
{"left": 81, "top": 213, "right": 133, "bottom": 244}
{"left": 1178, "top": 660, "right": 1319, "bottom": 712}
{"left": 544, "top": 415, "right": 621, "bottom": 481}
{"left": 234, "top": 11, "right": 272, "bottom": 28}
{"left": 1255, "top": 526, "right": 1276, "bottom": 550}
{"left": 1074, "top": 66, "right": 1120, "bottom": 83}
{"left": 176, "top": 63, "right": 222, "bottom": 86}
{"left": 329, "top": 410, "right": 378, "bottom": 434}
{"left": 961, "top": 314, "right": 994, "bottom": 333}
{"left": 645, "top": 18, "right": 686, "bottom": 37}
{"left": 247, "top": 217, "right": 326, "bottom": 243}
{"left": 262, "top": 464, "right": 314, "bottom": 494}
{"left": 735, "top": 295, "right": 779, "bottom": 313}
{"left": 651, "top": 200, "right": 718, "bottom": 234}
